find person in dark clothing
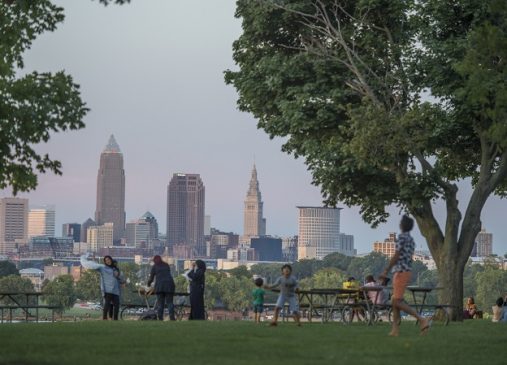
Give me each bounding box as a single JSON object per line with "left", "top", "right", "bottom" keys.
{"left": 187, "top": 259, "right": 206, "bottom": 320}
{"left": 109, "top": 260, "right": 123, "bottom": 319}
{"left": 147, "top": 255, "right": 176, "bottom": 321}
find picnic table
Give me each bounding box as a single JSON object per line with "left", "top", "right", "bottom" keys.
{"left": 0, "top": 292, "right": 59, "bottom": 323}
{"left": 405, "top": 286, "right": 450, "bottom": 325}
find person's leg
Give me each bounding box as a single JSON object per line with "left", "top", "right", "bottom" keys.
{"left": 112, "top": 295, "right": 120, "bottom": 320}
{"left": 167, "top": 293, "right": 175, "bottom": 321}
{"left": 271, "top": 295, "right": 285, "bottom": 325}
{"left": 157, "top": 293, "right": 165, "bottom": 320}
{"left": 108, "top": 299, "right": 113, "bottom": 319}
{"left": 289, "top": 297, "right": 301, "bottom": 326}
{"left": 102, "top": 294, "right": 112, "bottom": 320}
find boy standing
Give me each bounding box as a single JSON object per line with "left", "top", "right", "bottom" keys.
{"left": 252, "top": 277, "right": 265, "bottom": 323}
{"left": 265, "top": 264, "right": 301, "bottom": 326}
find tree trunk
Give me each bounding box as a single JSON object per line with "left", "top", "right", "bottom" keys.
{"left": 435, "top": 253, "right": 465, "bottom": 321}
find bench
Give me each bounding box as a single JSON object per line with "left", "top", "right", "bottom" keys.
{"left": 0, "top": 305, "right": 60, "bottom": 323}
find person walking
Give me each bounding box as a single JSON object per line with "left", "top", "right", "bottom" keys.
{"left": 80, "top": 254, "right": 122, "bottom": 321}
{"left": 379, "top": 215, "right": 430, "bottom": 336}
{"left": 147, "top": 255, "right": 176, "bottom": 321}
{"left": 187, "top": 259, "right": 206, "bottom": 320}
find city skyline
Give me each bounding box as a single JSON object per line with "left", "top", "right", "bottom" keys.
{"left": 1, "top": 0, "right": 506, "bottom": 255}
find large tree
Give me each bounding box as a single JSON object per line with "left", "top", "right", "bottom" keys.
{"left": 0, "top": 0, "right": 128, "bottom": 194}
{"left": 225, "top": 0, "right": 507, "bottom": 320}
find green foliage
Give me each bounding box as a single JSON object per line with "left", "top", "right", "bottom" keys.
{"left": 42, "top": 275, "right": 76, "bottom": 313}
{"left": 218, "top": 276, "right": 253, "bottom": 312}
{"left": 0, "top": 274, "right": 35, "bottom": 305}
{"left": 75, "top": 270, "right": 101, "bottom": 302}
{"left": 0, "top": 261, "right": 18, "bottom": 277}
{"left": 299, "top": 268, "right": 345, "bottom": 290}
{"left": 474, "top": 265, "right": 507, "bottom": 311}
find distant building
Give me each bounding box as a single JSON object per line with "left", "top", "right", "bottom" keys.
{"left": 166, "top": 173, "right": 205, "bottom": 256}
{"left": 29, "top": 236, "right": 74, "bottom": 258}
{"left": 126, "top": 211, "right": 159, "bottom": 249}
{"left": 62, "top": 223, "right": 81, "bottom": 243}
{"left": 297, "top": 207, "right": 354, "bottom": 260}
{"left": 373, "top": 233, "right": 397, "bottom": 258}
{"left": 207, "top": 231, "right": 239, "bottom": 259}
{"left": 413, "top": 251, "right": 437, "bottom": 270}
{"left": 339, "top": 234, "right": 356, "bottom": 256}
{"left": 70, "top": 266, "right": 82, "bottom": 282}
{"left": 87, "top": 223, "right": 114, "bottom": 252}
{"left": 0, "top": 197, "right": 28, "bottom": 254}
{"left": 28, "top": 206, "right": 55, "bottom": 238}
{"left": 472, "top": 228, "right": 493, "bottom": 257}
{"left": 95, "top": 135, "right": 126, "bottom": 244}
{"left": 282, "top": 236, "right": 298, "bottom": 262}
{"left": 172, "top": 243, "right": 197, "bottom": 260}
{"left": 227, "top": 246, "right": 257, "bottom": 262}
{"left": 19, "top": 268, "right": 44, "bottom": 292}
{"left": 243, "top": 165, "right": 266, "bottom": 237}
{"left": 80, "top": 218, "right": 96, "bottom": 243}
{"left": 250, "top": 236, "right": 282, "bottom": 261}
{"left": 44, "top": 263, "right": 69, "bottom": 281}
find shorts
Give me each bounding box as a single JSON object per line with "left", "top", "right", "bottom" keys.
{"left": 392, "top": 271, "right": 412, "bottom": 300}
{"left": 253, "top": 304, "right": 264, "bottom": 313}
{"left": 276, "top": 294, "right": 299, "bottom": 314}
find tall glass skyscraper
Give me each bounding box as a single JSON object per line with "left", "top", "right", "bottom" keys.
{"left": 166, "top": 173, "right": 205, "bottom": 256}
{"left": 95, "top": 135, "right": 125, "bottom": 244}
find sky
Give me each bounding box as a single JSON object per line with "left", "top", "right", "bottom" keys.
{"left": 4, "top": 0, "right": 507, "bottom": 255}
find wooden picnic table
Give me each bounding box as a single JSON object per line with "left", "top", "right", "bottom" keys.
{"left": 0, "top": 292, "right": 59, "bottom": 323}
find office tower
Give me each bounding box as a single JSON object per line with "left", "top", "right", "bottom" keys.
{"left": 297, "top": 207, "right": 354, "bottom": 260}
{"left": 250, "top": 236, "right": 282, "bottom": 261}
{"left": 28, "top": 206, "right": 55, "bottom": 238}
{"left": 62, "top": 223, "right": 81, "bottom": 243}
{"left": 80, "top": 218, "right": 96, "bottom": 243}
{"left": 373, "top": 233, "right": 397, "bottom": 258}
{"left": 125, "top": 211, "right": 159, "bottom": 249}
{"left": 282, "top": 236, "right": 298, "bottom": 262}
{"left": 86, "top": 223, "right": 114, "bottom": 252}
{"left": 473, "top": 228, "right": 493, "bottom": 257}
{"left": 243, "top": 165, "right": 266, "bottom": 237}
{"left": 0, "top": 197, "right": 28, "bottom": 254}
{"left": 166, "top": 173, "right": 205, "bottom": 256}
{"left": 95, "top": 135, "right": 126, "bottom": 244}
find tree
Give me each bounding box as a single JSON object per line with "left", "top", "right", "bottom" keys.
{"left": 227, "top": 265, "right": 251, "bottom": 279}
{"left": 0, "top": 0, "right": 129, "bottom": 194}
{"left": 218, "top": 276, "right": 252, "bottom": 312}
{"left": 346, "top": 252, "right": 389, "bottom": 281}
{"left": 226, "top": 0, "right": 507, "bottom": 320}
{"left": 42, "top": 275, "right": 77, "bottom": 313}
{"left": 474, "top": 266, "right": 507, "bottom": 311}
{"left": 299, "top": 267, "right": 345, "bottom": 290}
{"left": 0, "top": 275, "right": 34, "bottom": 305}
{"left": 0, "top": 261, "right": 19, "bottom": 277}
{"left": 75, "top": 270, "right": 101, "bottom": 302}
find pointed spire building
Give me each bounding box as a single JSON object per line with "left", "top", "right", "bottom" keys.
{"left": 95, "top": 135, "right": 126, "bottom": 244}
{"left": 243, "top": 165, "right": 266, "bottom": 237}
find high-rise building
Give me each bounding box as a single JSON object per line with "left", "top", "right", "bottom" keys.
{"left": 87, "top": 223, "right": 114, "bottom": 252}
{"left": 243, "top": 165, "right": 266, "bottom": 237}
{"left": 297, "top": 207, "right": 354, "bottom": 260}
{"left": 80, "top": 218, "right": 96, "bottom": 243}
{"left": 207, "top": 230, "right": 239, "bottom": 259}
{"left": 95, "top": 135, "right": 126, "bottom": 244}
{"left": 250, "top": 236, "right": 282, "bottom": 261}
{"left": 282, "top": 236, "right": 298, "bottom": 262}
{"left": 373, "top": 233, "right": 397, "bottom": 258}
{"left": 166, "top": 173, "right": 205, "bottom": 256}
{"left": 473, "top": 228, "right": 493, "bottom": 257}
{"left": 0, "top": 197, "right": 28, "bottom": 254}
{"left": 125, "top": 211, "right": 159, "bottom": 249}
{"left": 28, "top": 206, "right": 55, "bottom": 238}
{"left": 62, "top": 223, "right": 81, "bottom": 243}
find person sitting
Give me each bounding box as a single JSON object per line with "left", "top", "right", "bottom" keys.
{"left": 364, "top": 275, "right": 385, "bottom": 305}
{"left": 463, "top": 297, "right": 478, "bottom": 319}
{"left": 492, "top": 297, "right": 504, "bottom": 323}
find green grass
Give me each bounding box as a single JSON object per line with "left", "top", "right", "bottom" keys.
{"left": 0, "top": 320, "right": 504, "bottom": 365}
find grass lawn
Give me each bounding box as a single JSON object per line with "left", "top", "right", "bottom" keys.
{"left": 0, "top": 320, "right": 504, "bottom": 365}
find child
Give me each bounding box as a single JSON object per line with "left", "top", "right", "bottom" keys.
{"left": 265, "top": 264, "right": 301, "bottom": 326}
{"left": 252, "top": 277, "right": 265, "bottom": 323}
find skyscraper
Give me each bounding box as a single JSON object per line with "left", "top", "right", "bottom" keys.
{"left": 473, "top": 228, "right": 493, "bottom": 257}
{"left": 297, "top": 206, "right": 355, "bottom": 260}
{"left": 87, "top": 223, "right": 114, "bottom": 252}
{"left": 95, "top": 135, "right": 125, "bottom": 244}
{"left": 0, "top": 197, "right": 28, "bottom": 254}
{"left": 28, "top": 206, "right": 55, "bottom": 238}
{"left": 62, "top": 223, "right": 81, "bottom": 243}
{"left": 125, "top": 211, "right": 159, "bottom": 249}
{"left": 166, "top": 173, "right": 205, "bottom": 256}
{"left": 80, "top": 218, "right": 96, "bottom": 243}
{"left": 243, "top": 165, "right": 266, "bottom": 237}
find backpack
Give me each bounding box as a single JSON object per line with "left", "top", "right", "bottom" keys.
{"left": 139, "top": 309, "right": 158, "bottom": 321}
